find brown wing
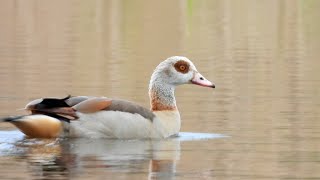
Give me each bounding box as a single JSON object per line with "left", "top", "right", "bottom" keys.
{"left": 69, "top": 97, "right": 155, "bottom": 121}
{"left": 103, "top": 99, "right": 155, "bottom": 121}
{"left": 72, "top": 97, "right": 112, "bottom": 113}
{"left": 65, "top": 96, "right": 91, "bottom": 106}
{"left": 25, "top": 96, "right": 155, "bottom": 122}
{"left": 24, "top": 96, "right": 106, "bottom": 121}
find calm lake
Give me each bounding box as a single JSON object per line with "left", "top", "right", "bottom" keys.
{"left": 0, "top": 0, "right": 319, "bottom": 179}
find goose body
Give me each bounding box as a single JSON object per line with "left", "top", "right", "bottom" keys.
{"left": 3, "top": 56, "right": 215, "bottom": 139}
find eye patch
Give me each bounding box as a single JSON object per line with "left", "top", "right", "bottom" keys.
{"left": 174, "top": 60, "right": 190, "bottom": 74}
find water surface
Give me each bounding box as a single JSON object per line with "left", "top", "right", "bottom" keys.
{"left": 0, "top": 0, "right": 320, "bottom": 179}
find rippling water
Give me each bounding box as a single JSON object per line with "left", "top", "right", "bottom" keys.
{"left": 0, "top": 0, "right": 319, "bottom": 179}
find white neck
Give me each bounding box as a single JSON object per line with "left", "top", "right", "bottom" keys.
{"left": 148, "top": 62, "right": 182, "bottom": 137}
{"left": 149, "top": 77, "right": 177, "bottom": 111}
{"left": 149, "top": 83, "right": 181, "bottom": 137}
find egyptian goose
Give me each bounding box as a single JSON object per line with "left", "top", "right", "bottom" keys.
{"left": 2, "top": 56, "right": 215, "bottom": 139}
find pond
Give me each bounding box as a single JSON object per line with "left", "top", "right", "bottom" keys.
{"left": 0, "top": 0, "right": 319, "bottom": 179}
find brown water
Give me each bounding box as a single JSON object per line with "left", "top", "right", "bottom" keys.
{"left": 0, "top": 0, "right": 320, "bottom": 179}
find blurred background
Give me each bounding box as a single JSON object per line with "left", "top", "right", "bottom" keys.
{"left": 0, "top": 0, "right": 319, "bottom": 179}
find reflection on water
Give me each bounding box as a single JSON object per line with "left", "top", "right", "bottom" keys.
{"left": 0, "top": 130, "right": 224, "bottom": 179}
{"left": 0, "top": 0, "right": 320, "bottom": 179}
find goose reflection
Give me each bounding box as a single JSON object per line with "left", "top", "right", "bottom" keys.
{"left": 1, "top": 131, "right": 181, "bottom": 179}
{"left": 60, "top": 138, "right": 180, "bottom": 179}
{"left": 0, "top": 131, "right": 223, "bottom": 179}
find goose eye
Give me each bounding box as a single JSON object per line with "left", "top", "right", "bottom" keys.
{"left": 179, "top": 65, "right": 186, "bottom": 71}
{"left": 174, "top": 60, "right": 190, "bottom": 74}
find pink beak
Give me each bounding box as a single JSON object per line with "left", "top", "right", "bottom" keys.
{"left": 191, "top": 72, "right": 215, "bottom": 88}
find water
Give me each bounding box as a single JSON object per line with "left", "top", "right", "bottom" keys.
{"left": 0, "top": 0, "right": 319, "bottom": 179}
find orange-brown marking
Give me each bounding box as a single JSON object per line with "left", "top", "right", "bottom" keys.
{"left": 73, "top": 97, "right": 112, "bottom": 113}
{"left": 12, "top": 118, "right": 62, "bottom": 138}
{"left": 174, "top": 60, "right": 190, "bottom": 74}
{"left": 150, "top": 91, "right": 176, "bottom": 111}
{"left": 151, "top": 160, "right": 174, "bottom": 172}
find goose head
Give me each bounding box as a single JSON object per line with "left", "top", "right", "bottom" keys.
{"left": 149, "top": 56, "right": 215, "bottom": 111}
{"left": 149, "top": 56, "right": 215, "bottom": 89}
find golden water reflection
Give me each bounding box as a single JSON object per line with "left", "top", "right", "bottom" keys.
{"left": 0, "top": 0, "right": 320, "bottom": 179}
